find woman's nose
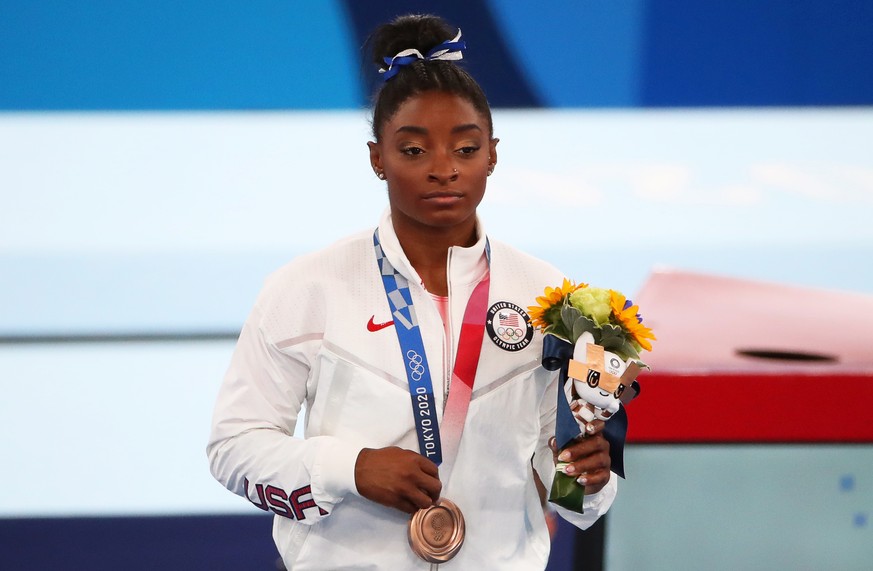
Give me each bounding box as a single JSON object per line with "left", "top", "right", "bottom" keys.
{"left": 428, "top": 168, "right": 458, "bottom": 183}
{"left": 428, "top": 156, "right": 459, "bottom": 183}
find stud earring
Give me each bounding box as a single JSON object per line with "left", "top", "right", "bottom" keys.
{"left": 375, "top": 170, "right": 386, "bottom": 180}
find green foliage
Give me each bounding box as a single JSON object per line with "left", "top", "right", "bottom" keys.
{"left": 549, "top": 298, "right": 647, "bottom": 366}
{"left": 571, "top": 314, "right": 597, "bottom": 344}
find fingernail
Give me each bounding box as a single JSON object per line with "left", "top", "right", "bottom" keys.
{"left": 564, "top": 464, "right": 576, "bottom": 475}
{"left": 558, "top": 451, "right": 571, "bottom": 462}
{"left": 586, "top": 423, "right": 596, "bottom": 433}
{"left": 577, "top": 476, "right": 588, "bottom": 485}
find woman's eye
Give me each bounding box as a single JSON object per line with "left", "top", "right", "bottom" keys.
{"left": 457, "top": 146, "right": 480, "bottom": 155}
{"left": 401, "top": 147, "right": 424, "bottom": 156}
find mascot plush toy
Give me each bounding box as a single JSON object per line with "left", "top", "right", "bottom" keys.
{"left": 566, "top": 330, "right": 634, "bottom": 425}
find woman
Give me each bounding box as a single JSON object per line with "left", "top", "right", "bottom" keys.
{"left": 208, "top": 14, "right": 616, "bottom": 569}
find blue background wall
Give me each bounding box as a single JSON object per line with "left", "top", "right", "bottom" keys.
{"left": 3, "top": 0, "right": 872, "bottom": 110}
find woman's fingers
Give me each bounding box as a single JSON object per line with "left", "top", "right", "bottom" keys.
{"left": 355, "top": 447, "right": 442, "bottom": 513}
{"left": 555, "top": 432, "right": 612, "bottom": 493}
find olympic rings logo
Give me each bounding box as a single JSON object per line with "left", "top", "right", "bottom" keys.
{"left": 496, "top": 326, "right": 525, "bottom": 341}
{"left": 406, "top": 350, "right": 426, "bottom": 381}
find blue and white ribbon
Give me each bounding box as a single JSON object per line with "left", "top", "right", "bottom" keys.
{"left": 374, "top": 231, "right": 444, "bottom": 463}
{"left": 379, "top": 29, "right": 466, "bottom": 81}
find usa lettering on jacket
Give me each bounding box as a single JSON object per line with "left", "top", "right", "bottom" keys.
{"left": 245, "top": 478, "right": 329, "bottom": 520}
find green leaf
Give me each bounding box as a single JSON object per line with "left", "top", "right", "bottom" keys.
{"left": 617, "top": 339, "right": 641, "bottom": 361}
{"left": 561, "top": 302, "right": 582, "bottom": 335}
{"left": 598, "top": 324, "right": 625, "bottom": 351}
{"left": 571, "top": 314, "right": 597, "bottom": 345}
{"left": 544, "top": 324, "right": 570, "bottom": 343}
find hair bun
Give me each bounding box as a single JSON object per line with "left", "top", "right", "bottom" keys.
{"left": 369, "top": 14, "right": 457, "bottom": 69}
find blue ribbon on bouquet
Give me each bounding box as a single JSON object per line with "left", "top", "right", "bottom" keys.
{"left": 542, "top": 335, "right": 629, "bottom": 479}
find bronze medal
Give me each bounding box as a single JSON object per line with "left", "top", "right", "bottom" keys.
{"left": 408, "top": 498, "right": 465, "bottom": 563}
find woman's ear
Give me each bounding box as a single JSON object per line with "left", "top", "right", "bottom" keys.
{"left": 488, "top": 137, "right": 499, "bottom": 175}
{"left": 368, "top": 141, "right": 382, "bottom": 172}
{"left": 368, "top": 141, "right": 385, "bottom": 180}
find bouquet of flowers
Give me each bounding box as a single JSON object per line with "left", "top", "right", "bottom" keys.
{"left": 529, "top": 279, "right": 655, "bottom": 512}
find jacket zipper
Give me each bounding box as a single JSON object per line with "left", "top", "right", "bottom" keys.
{"left": 443, "top": 247, "right": 455, "bottom": 407}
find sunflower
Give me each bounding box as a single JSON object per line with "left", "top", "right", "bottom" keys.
{"left": 609, "top": 290, "right": 656, "bottom": 352}
{"left": 528, "top": 278, "right": 586, "bottom": 330}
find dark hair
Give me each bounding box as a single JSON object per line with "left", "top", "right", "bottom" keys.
{"left": 367, "top": 14, "right": 493, "bottom": 140}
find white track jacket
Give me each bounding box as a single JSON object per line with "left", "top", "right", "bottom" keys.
{"left": 208, "top": 210, "right": 617, "bottom": 570}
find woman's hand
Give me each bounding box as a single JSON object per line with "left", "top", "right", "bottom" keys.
{"left": 549, "top": 420, "right": 612, "bottom": 494}
{"left": 354, "top": 447, "right": 442, "bottom": 514}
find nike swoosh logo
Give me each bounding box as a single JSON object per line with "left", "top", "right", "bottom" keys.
{"left": 367, "top": 316, "right": 395, "bottom": 332}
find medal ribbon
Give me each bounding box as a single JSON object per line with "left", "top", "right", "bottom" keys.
{"left": 374, "top": 231, "right": 489, "bottom": 472}
{"left": 437, "top": 273, "right": 489, "bottom": 480}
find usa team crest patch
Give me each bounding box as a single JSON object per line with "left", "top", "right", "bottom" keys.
{"left": 486, "top": 301, "right": 534, "bottom": 352}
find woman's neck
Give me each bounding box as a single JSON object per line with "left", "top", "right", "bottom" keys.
{"left": 393, "top": 219, "right": 478, "bottom": 297}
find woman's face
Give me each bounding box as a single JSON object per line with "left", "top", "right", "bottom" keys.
{"left": 369, "top": 91, "right": 497, "bottom": 238}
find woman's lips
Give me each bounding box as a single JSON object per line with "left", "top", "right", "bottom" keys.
{"left": 422, "top": 191, "right": 463, "bottom": 204}
{"left": 423, "top": 190, "right": 462, "bottom": 198}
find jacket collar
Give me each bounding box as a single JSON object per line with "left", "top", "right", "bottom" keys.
{"left": 376, "top": 208, "right": 488, "bottom": 290}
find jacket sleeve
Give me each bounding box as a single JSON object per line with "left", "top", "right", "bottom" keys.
{"left": 532, "top": 366, "right": 618, "bottom": 529}
{"left": 206, "top": 301, "right": 364, "bottom": 524}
